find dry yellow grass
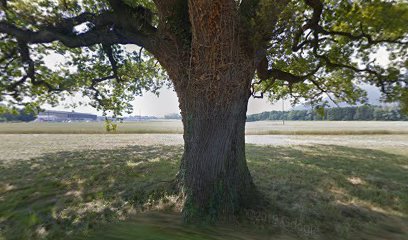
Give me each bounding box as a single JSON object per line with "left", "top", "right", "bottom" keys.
{"left": 0, "top": 120, "right": 408, "bottom": 135}
{"left": 1, "top": 121, "right": 408, "bottom": 239}
{"left": 1, "top": 139, "right": 407, "bottom": 239}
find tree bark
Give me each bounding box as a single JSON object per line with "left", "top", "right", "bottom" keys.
{"left": 172, "top": 45, "right": 258, "bottom": 221}
{"left": 155, "top": 0, "right": 259, "bottom": 222}
{"left": 179, "top": 89, "right": 257, "bottom": 222}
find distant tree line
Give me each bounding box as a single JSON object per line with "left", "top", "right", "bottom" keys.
{"left": 0, "top": 108, "right": 37, "bottom": 122}
{"left": 164, "top": 113, "right": 182, "bottom": 120}
{"left": 247, "top": 105, "right": 408, "bottom": 122}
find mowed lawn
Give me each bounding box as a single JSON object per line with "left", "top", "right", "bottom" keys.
{"left": 1, "top": 122, "right": 408, "bottom": 239}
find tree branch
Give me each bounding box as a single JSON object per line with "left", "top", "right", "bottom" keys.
{"left": 309, "top": 78, "right": 339, "bottom": 107}
{"left": 256, "top": 56, "right": 321, "bottom": 83}
{"left": 293, "top": 0, "right": 408, "bottom": 52}
{"left": 252, "top": 56, "right": 321, "bottom": 98}
{"left": 0, "top": 0, "right": 160, "bottom": 51}
{"left": 0, "top": 21, "right": 150, "bottom": 48}
{"left": 0, "top": 1, "right": 167, "bottom": 103}
{"left": 102, "top": 44, "right": 119, "bottom": 80}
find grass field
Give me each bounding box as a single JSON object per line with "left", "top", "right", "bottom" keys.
{"left": 1, "top": 120, "right": 408, "bottom": 135}
{"left": 1, "top": 121, "right": 408, "bottom": 239}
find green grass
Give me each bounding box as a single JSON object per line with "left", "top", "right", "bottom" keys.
{"left": 1, "top": 121, "right": 408, "bottom": 135}
{"left": 1, "top": 143, "right": 407, "bottom": 239}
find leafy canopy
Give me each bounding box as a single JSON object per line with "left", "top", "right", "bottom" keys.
{"left": 0, "top": 0, "right": 407, "bottom": 115}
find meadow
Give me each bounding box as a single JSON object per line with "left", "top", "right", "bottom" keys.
{"left": 0, "top": 121, "right": 408, "bottom": 239}
{"left": 0, "top": 120, "right": 408, "bottom": 135}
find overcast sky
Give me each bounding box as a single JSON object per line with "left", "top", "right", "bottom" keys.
{"left": 41, "top": 46, "right": 291, "bottom": 116}
{"left": 44, "top": 87, "right": 289, "bottom": 117}
{"left": 43, "top": 48, "right": 390, "bottom": 117}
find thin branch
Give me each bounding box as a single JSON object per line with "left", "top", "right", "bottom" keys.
{"left": 256, "top": 56, "right": 321, "bottom": 83}
{"left": 315, "top": 26, "right": 408, "bottom": 46}
{"left": 0, "top": 46, "right": 17, "bottom": 63}
{"left": 102, "top": 44, "right": 119, "bottom": 80}
{"left": 293, "top": 0, "right": 407, "bottom": 52}
{"left": 292, "top": 0, "right": 323, "bottom": 51}
{"left": 89, "top": 75, "right": 116, "bottom": 107}
{"left": 309, "top": 78, "right": 339, "bottom": 107}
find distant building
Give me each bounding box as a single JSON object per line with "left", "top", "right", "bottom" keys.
{"left": 96, "top": 115, "right": 158, "bottom": 122}
{"left": 36, "top": 110, "right": 97, "bottom": 122}
{"left": 123, "top": 115, "right": 158, "bottom": 122}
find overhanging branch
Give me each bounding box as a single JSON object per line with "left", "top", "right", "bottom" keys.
{"left": 252, "top": 56, "right": 321, "bottom": 98}
{"left": 256, "top": 56, "right": 321, "bottom": 84}
{"left": 0, "top": 2, "right": 162, "bottom": 98}
{"left": 293, "top": 0, "right": 408, "bottom": 52}
{"left": 0, "top": 21, "right": 147, "bottom": 48}
{"left": 102, "top": 44, "right": 120, "bottom": 80}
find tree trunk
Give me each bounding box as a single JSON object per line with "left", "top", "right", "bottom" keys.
{"left": 156, "top": 0, "right": 259, "bottom": 222}
{"left": 178, "top": 83, "right": 257, "bottom": 222}
{"left": 173, "top": 41, "right": 258, "bottom": 220}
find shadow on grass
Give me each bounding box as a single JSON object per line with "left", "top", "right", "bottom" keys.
{"left": 0, "top": 144, "right": 407, "bottom": 239}
{"left": 0, "top": 145, "right": 183, "bottom": 240}
{"left": 247, "top": 144, "right": 408, "bottom": 239}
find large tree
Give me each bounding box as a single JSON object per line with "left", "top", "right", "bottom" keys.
{"left": 1, "top": 0, "right": 407, "bottom": 222}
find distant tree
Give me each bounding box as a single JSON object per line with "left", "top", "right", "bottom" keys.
{"left": 0, "top": 108, "right": 36, "bottom": 122}
{"left": 164, "top": 113, "right": 182, "bottom": 120}
{"left": 374, "top": 108, "right": 385, "bottom": 120}
{"left": 342, "top": 107, "right": 356, "bottom": 121}
{"left": 354, "top": 105, "right": 374, "bottom": 120}
{"left": 326, "top": 108, "right": 338, "bottom": 120}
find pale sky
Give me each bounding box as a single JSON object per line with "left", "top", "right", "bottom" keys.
{"left": 45, "top": 87, "right": 288, "bottom": 117}
{"left": 42, "top": 47, "right": 289, "bottom": 117}
{"left": 43, "top": 47, "right": 391, "bottom": 117}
